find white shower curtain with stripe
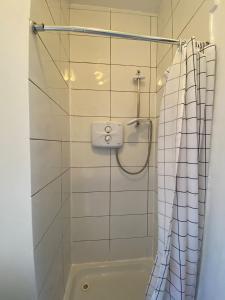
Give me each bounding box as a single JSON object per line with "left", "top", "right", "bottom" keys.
{"left": 146, "top": 38, "right": 216, "bottom": 300}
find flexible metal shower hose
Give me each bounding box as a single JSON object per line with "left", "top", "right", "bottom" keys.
{"left": 115, "top": 119, "right": 152, "bottom": 175}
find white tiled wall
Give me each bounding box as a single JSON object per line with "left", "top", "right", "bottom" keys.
{"left": 29, "top": 0, "right": 71, "bottom": 299}
{"left": 69, "top": 5, "right": 158, "bottom": 263}
{"left": 155, "top": 0, "right": 211, "bottom": 255}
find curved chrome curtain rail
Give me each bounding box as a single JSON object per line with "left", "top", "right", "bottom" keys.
{"left": 32, "top": 23, "right": 184, "bottom": 45}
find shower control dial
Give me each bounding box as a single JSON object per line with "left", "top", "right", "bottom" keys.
{"left": 105, "top": 125, "right": 112, "bottom": 133}
{"left": 105, "top": 135, "right": 111, "bottom": 143}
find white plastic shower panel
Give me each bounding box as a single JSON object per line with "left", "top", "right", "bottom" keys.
{"left": 92, "top": 121, "right": 123, "bottom": 148}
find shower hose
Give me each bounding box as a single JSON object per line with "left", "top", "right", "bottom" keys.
{"left": 115, "top": 119, "right": 153, "bottom": 175}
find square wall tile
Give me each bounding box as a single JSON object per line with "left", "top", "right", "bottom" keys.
{"left": 32, "top": 178, "right": 61, "bottom": 247}
{"left": 111, "top": 167, "right": 148, "bottom": 191}
{"left": 70, "top": 35, "right": 110, "bottom": 63}
{"left": 111, "top": 65, "right": 150, "bottom": 92}
{"left": 110, "top": 237, "right": 152, "bottom": 260}
{"left": 30, "top": 140, "right": 61, "bottom": 195}
{"left": 34, "top": 214, "right": 62, "bottom": 294}
{"left": 71, "top": 216, "right": 109, "bottom": 241}
{"left": 70, "top": 116, "right": 108, "bottom": 142}
{"left": 111, "top": 191, "right": 147, "bottom": 215}
{"left": 71, "top": 167, "right": 110, "bottom": 192}
{"left": 110, "top": 215, "right": 147, "bottom": 239}
{"left": 70, "top": 9, "right": 110, "bottom": 29}
{"left": 29, "top": 82, "right": 62, "bottom": 141}
{"left": 70, "top": 63, "right": 110, "bottom": 90}
{"left": 111, "top": 92, "right": 149, "bottom": 118}
{"left": 70, "top": 90, "right": 110, "bottom": 117}
{"left": 71, "top": 240, "right": 110, "bottom": 263}
{"left": 111, "top": 39, "right": 150, "bottom": 67}
{"left": 111, "top": 12, "right": 151, "bottom": 35}
{"left": 71, "top": 192, "right": 109, "bottom": 217}
{"left": 111, "top": 143, "right": 149, "bottom": 167}
{"left": 71, "top": 142, "right": 110, "bottom": 167}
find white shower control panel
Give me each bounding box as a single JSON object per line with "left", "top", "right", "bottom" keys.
{"left": 92, "top": 121, "right": 123, "bottom": 148}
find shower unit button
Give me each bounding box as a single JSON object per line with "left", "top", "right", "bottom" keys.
{"left": 105, "top": 125, "right": 112, "bottom": 133}
{"left": 92, "top": 121, "right": 123, "bottom": 148}
{"left": 105, "top": 135, "right": 111, "bottom": 143}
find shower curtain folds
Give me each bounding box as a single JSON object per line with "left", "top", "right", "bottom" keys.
{"left": 146, "top": 38, "right": 216, "bottom": 300}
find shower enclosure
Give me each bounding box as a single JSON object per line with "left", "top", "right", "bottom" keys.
{"left": 28, "top": 1, "right": 214, "bottom": 300}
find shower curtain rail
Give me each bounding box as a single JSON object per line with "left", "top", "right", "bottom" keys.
{"left": 32, "top": 23, "right": 184, "bottom": 45}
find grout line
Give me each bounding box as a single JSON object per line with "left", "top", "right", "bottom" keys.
{"left": 30, "top": 138, "right": 70, "bottom": 143}
{"left": 70, "top": 88, "right": 157, "bottom": 93}
{"left": 70, "top": 115, "right": 158, "bottom": 118}
{"left": 71, "top": 189, "right": 155, "bottom": 194}
{"left": 71, "top": 213, "right": 153, "bottom": 218}
{"left": 72, "top": 235, "right": 153, "bottom": 243}
{"left": 147, "top": 27, "right": 151, "bottom": 236}
{"left": 70, "top": 61, "right": 156, "bottom": 68}
{"left": 71, "top": 189, "right": 155, "bottom": 193}
{"left": 70, "top": 165, "right": 156, "bottom": 168}
{"left": 70, "top": 90, "right": 156, "bottom": 93}
{"left": 109, "top": 8, "right": 112, "bottom": 253}
{"left": 70, "top": 140, "right": 157, "bottom": 144}
{"left": 69, "top": 5, "right": 157, "bottom": 17}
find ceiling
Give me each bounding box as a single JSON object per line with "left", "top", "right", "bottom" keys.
{"left": 70, "top": 0, "right": 162, "bottom": 14}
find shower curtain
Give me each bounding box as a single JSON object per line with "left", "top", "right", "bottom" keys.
{"left": 146, "top": 38, "right": 216, "bottom": 300}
